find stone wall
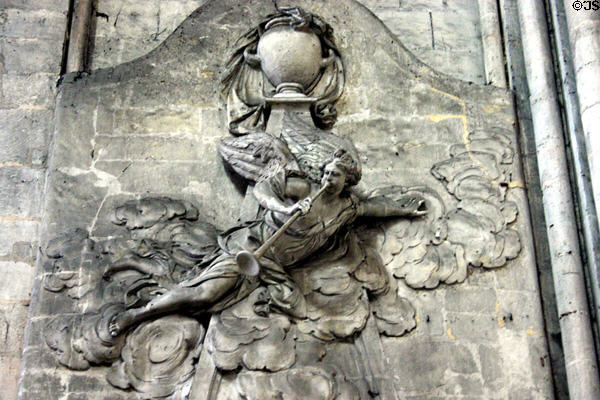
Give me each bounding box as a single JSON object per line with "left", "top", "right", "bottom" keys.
{"left": 89, "top": 0, "right": 485, "bottom": 83}
{"left": 0, "top": 1, "right": 69, "bottom": 398}
{"left": 0, "top": 0, "right": 488, "bottom": 398}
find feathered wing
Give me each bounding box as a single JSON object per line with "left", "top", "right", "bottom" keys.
{"left": 218, "top": 133, "right": 301, "bottom": 183}
{"left": 280, "top": 112, "right": 360, "bottom": 183}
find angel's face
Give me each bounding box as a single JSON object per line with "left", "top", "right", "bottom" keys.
{"left": 322, "top": 162, "right": 346, "bottom": 195}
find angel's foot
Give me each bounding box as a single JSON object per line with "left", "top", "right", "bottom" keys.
{"left": 109, "top": 310, "right": 134, "bottom": 337}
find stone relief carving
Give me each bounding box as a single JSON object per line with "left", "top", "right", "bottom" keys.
{"left": 222, "top": 7, "right": 344, "bottom": 133}
{"left": 43, "top": 8, "right": 521, "bottom": 399}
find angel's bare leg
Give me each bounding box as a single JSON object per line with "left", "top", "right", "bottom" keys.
{"left": 109, "top": 276, "right": 237, "bottom": 336}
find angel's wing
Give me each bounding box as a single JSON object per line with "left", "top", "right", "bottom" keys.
{"left": 218, "top": 133, "right": 300, "bottom": 183}
{"left": 280, "top": 112, "right": 360, "bottom": 183}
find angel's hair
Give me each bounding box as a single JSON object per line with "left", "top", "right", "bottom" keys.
{"left": 323, "top": 149, "right": 361, "bottom": 187}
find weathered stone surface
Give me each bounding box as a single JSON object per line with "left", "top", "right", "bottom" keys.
{"left": 0, "top": 355, "right": 22, "bottom": 400}
{"left": 0, "top": 0, "right": 69, "bottom": 12}
{"left": 0, "top": 261, "right": 34, "bottom": 300}
{"left": 1, "top": 73, "right": 56, "bottom": 109}
{"left": 0, "top": 38, "right": 63, "bottom": 74}
{"left": 17, "top": 1, "right": 552, "bottom": 399}
{"left": 92, "top": 0, "right": 209, "bottom": 69}
{"left": 0, "top": 167, "right": 44, "bottom": 217}
{"left": 383, "top": 340, "right": 478, "bottom": 393}
{"left": 0, "top": 219, "right": 38, "bottom": 258}
{"left": 0, "top": 2, "right": 68, "bottom": 400}
{"left": 0, "top": 9, "right": 67, "bottom": 40}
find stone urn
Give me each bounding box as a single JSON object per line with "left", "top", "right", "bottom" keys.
{"left": 245, "top": 17, "right": 334, "bottom": 98}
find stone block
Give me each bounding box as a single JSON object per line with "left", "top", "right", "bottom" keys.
{"left": 526, "top": 336, "right": 554, "bottom": 396}
{"left": 410, "top": 288, "right": 447, "bottom": 337}
{"left": 94, "top": 135, "right": 203, "bottom": 162}
{"left": 32, "top": 288, "right": 81, "bottom": 320}
{"left": 373, "top": 9, "right": 433, "bottom": 51}
{"left": 89, "top": 36, "right": 125, "bottom": 69}
{"left": 21, "top": 345, "right": 60, "bottom": 370}
{"left": 0, "top": 219, "right": 38, "bottom": 258}
{"left": 418, "top": 48, "right": 485, "bottom": 83}
{"left": 467, "top": 268, "right": 497, "bottom": 287}
{"left": 441, "top": 374, "right": 484, "bottom": 396}
{"left": 0, "top": 0, "right": 69, "bottom": 12}
{"left": 159, "top": 1, "right": 208, "bottom": 33}
{"left": 0, "top": 9, "right": 67, "bottom": 40}
{"left": 91, "top": 36, "right": 167, "bottom": 69}
{"left": 383, "top": 339, "right": 478, "bottom": 393}
{"left": 0, "top": 37, "right": 63, "bottom": 74}
{"left": 0, "top": 166, "right": 44, "bottom": 217}
{"left": 199, "top": 107, "right": 228, "bottom": 136}
{"left": 94, "top": 0, "right": 160, "bottom": 39}
{"left": 0, "top": 73, "right": 56, "bottom": 109}
{"left": 0, "top": 108, "right": 52, "bottom": 142}
{"left": 431, "top": 9, "right": 482, "bottom": 52}
{"left": 18, "top": 371, "right": 67, "bottom": 400}
{"left": 444, "top": 287, "right": 497, "bottom": 314}
{"left": 358, "top": 0, "right": 399, "bottom": 11}
{"left": 0, "top": 303, "right": 29, "bottom": 356}
{"left": 445, "top": 312, "right": 499, "bottom": 341}
{"left": 396, "top": 0, "right": 480, "bottom": 12}
{"left": 498, "top": 329, "right": 535, "bottom": 386}
{"left": 0, "top": 109, "right": 52, "bottom": 165}
{"left": 99, "top": 107, "right": 199, "bottom": 135}
{"left": 0, "top": 126, "right": 46, "bottom": 165}
{"left": 0, "top": 261, "right": 34, "bottom": 301}
{"left": 67, "top": 373, "right": 106, "bottom": 394}
{"left": 20, "top": 316, "right": 53, "bottom": 351}
{"left": 495, "top": 289, "right": 544, "bottom": 332}
{"left": 478, "top": 344, "right": 504, "bottom": 392}
{"left": 495, "top": 255, "right": 541, "bottom": 292}
{"left": 0, "top": 355, "right": 21, "bottom": 400}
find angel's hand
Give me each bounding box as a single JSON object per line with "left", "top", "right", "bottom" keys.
{"left": 287, "top": 197, "right": 312, "bottom": 215}
{"left": 396, "top": 194, "right": 427, "bottom": 216}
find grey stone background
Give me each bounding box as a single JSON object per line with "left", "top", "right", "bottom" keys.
{"left": 0, "top": 0, "right": 493, "bottom": 398}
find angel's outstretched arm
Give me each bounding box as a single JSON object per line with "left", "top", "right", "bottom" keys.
{"left": 358, "top": 194, "right": 427, "bottom": 218}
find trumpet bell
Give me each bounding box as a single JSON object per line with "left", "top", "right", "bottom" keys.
{"left": 235, "top": 250, "right": 260, "bottom": 277}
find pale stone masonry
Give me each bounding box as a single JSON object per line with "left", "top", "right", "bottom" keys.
{"left": 0, "top": 1, "right": 69, "bottom": 398}
{"left": 90, "top": 0, "right": 485, "bottom": 83}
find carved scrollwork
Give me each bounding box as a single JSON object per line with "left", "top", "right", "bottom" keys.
{"left": 107, "top": 315, "right": 204, "bottom": 399}
{"left": 42, "top": 228, "right": 106, "bottom": 298}
{"left": 369, "top": 127, "right": 522, "bottom": 290}
{"left": 205, "top": 287, "right": 296, "bottom": 372}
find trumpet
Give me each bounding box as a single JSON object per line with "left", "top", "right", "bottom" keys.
{"left": 235, "top": 183, "right": 330, "bottom": 276}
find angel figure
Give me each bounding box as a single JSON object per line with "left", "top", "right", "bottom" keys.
{"left": 108, "top": 132, "right": 426, "bottom": 337}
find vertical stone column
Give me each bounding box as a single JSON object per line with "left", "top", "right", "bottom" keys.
{"left": 517, "top": 1, "right": 600, "bottom": 398}
{"left": 478, "top": 0, "right": 507, "bottom": 87}
{"left": 66, "top": 0, "right": 94, "bottom": 72}
{"left": 563, "top": 1, "right": 600, "bottom": 231}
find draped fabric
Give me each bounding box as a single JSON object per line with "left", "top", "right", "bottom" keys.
{"left": 221, "top": 7, "right": 345, "bottom": 135}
